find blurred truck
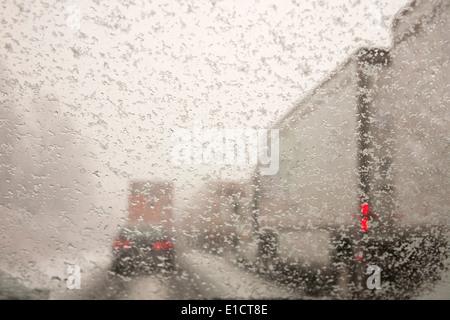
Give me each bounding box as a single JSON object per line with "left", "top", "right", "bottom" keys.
{"left": 127, "top": 180, "right": 174, "bottom": 227}
{"left": 111, "top": 180, "right": 175, "bottom": 275}
{"left": 189, "top": 181, "right": 255, "bottom": 255}
{"left": 234, "top": 0, "right": 449, "bottom": 298}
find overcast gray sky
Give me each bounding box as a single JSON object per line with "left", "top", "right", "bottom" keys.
{"left": 1, "top": 0, "right": 409, "bottom": 182}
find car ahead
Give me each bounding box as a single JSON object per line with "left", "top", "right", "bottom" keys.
{"left": 111, "top": 223, "right": 175, "bottom": 276}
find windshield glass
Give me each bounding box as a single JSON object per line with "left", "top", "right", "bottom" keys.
{"left": 0, "top": 0, "right": 448, "bottom": 300}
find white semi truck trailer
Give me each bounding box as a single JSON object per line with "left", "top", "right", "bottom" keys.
{"left": 232, "top": 0, "right": 449, "bottom": 298}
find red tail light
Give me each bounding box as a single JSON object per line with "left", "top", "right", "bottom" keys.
{"left": 361, "top": 216, "right": 369, "bottom": 232}
{"left": 163, "top": 240, "right": 172, "bottom": 250}
{"left": 154, "top": 242, "right": 163, "bottom": 251}
{"left": 154, "top": 240, "right": 172, "bottom": 251}
{"left": 360, "top": 202, "right": 370, "bottom": 231}
{"left": 361, "top": 202, "right": 370, "bottom": 216}
{"left": 114, "top": 238, "right": 132, "bottom": 250}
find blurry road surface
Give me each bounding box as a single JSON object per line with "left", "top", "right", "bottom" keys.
{"left": 49, "top": 248, "right": 302, "bottom": 300}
